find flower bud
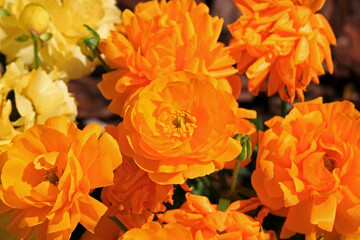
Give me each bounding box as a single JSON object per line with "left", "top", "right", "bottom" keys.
{"left": 233, "top": 134, "right": 252, "bottom": 161}
{"left": 19, "top": 3, "right": 50, "bottom": 34}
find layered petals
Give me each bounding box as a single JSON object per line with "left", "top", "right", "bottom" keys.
{"left": 0, "top": 116, "right": 122, "bottom": 240}
{"left": 158, "top": 193, "right": 276, "bottom": 240}
{"left": 0, "top": 60, "right": 77, "bottom": 151}
{"left": 98, "top": 0, "right": 238, "bottom": 116}
{"left": 115, "top": 71, "right": 243, "bottom": 184}
{"left": 252, "top": 97, "right": 360, "bottom": 238}
{"left": 229, "top": 0, "right": 336, "bottom": 102}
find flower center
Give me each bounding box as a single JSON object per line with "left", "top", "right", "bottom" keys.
{"left": 323, "top": 156, "right": 335, "bottom": 172}
{"left": 43, "top": 167, "right": 59, "bottom": 186}
{"left": 156, "top": 110, "right": 197, "bottom": 138}
{"left": 172, "top": 111, "right": 196, "bottom": 135}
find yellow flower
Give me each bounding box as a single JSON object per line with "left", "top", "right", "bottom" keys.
{"left": 0, "top": 116, "right": 122, "bottom": 240}
{"left": 98, "top": 0, "right": 238, "bottom": 116}
{"left": 0, "top": 0, "right": 120, "bottom": 79}
{"left": 0, "top": 60, "right": 77, "bottom": 151}
{"left": 229, "top": 0, "right": 336, "bottom": 102}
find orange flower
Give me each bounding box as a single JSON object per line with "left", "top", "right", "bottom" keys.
{"left": 102, "top": 125, "right": 174, "bottom": 216}
{"left": 98, "top": 0, "right": 238, "bottom": 116}
{"left": 118, "top": 222, "right": 193, "bottom": 240}
{"left": 229, "top": 0, "right": 336, "bottom": 102}
{"left": 0, "top": 116, "right": 122, "bottom": 240}
{"left": 80, "top": 211, "right": 153, "bottom": 240}
{"left": 158, "top": 193, "right": 276, "bottom": 240}
{"left": 116, "top": 71, "right": 243, "bottom": 184}
{"left": 252, "top": 98, "right": 360, "bottom": 239}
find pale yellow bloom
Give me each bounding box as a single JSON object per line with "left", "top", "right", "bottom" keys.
{"left": 0, "top": 60, "right": 77, "bottom": 150}
{"left": 0, "top": 0, "right": 120, "bottom": 79}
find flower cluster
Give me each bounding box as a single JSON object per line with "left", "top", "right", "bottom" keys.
{"left": 1, "top": 0, "right": 357, "bottom": 239}
{"left": 0, "top": 0, "right": 120, "bottom": 79}
{"left": 98, "top": 0, "right": 239, "bottom": 116}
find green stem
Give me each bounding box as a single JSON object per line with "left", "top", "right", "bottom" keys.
{"left": 229, "top": 159, "right": 240, "bottom": 195}
{"left": 281, "top": 100, "right": 287, "bottom": 118}
{"left": 109, "top": 216, "right": 128, "bottom": 233}
{"left": 95, "top": 48, "right": 112, "bottom": 72}
{"left": 30, "top": 31, "right": 39, "bottom": 69}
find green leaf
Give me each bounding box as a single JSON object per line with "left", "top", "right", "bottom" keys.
{"left": 39, "top": 32, "right": 53, "bottom": 41}
{"left": 0, "top": 8, "right": 10, "bottom": 17}
{"left": 15, "top": 34, "right": 29, "bottom": 42}
{"left": 218, "top": 197, "right": 230, "bottom": 212}
{"left": 83, "top": 37, "right": 99, "bottom": 50}
{"left": 82, "top": 24, "right": 100, "bottom": 50}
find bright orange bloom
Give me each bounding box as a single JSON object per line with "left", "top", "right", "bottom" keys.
{"left": 98, "top": 0, "right": 238, "bottom": 116}
{"left": 0, "top": 116, "right": 122, "bottom": 240}
{"left": 252, "top": 98, "right": 360, "bottom": 239}
{"left": 158, "top": 193, "right": 276, "bottom": 240}
{"left": 229, "top": 0, "right": 336, "bottom": 102}
{"left": 102, "top": 125, "right": 174, "bottom": 216}
{"left": 80, "top": 211, "right": 153, "bottom": 240}
{"left": 116, "top": 71, "right": 243, "bottom": 184}
{"left": 119, "top": 222, "right": 193, "bottom": 240}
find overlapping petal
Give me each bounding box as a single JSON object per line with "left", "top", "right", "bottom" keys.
{"left": 229, "top": 0, "right": 336, "bottom": 102}
{"left": 158, "top": 192, "right": 276, "bottom": 240}
{"left": 252, "top": 97, "right": 360, "bottom": 238}
{"left": 0, "top": 116, "right": 122, "bottom": 240}
{"left": 115, "top": 71, "right": 243, "bottom": 184}
{"left": 0, "top": 60, "right": 77, "bottom": 151}
{"left": 98, "top": 0, "right": 238, "bottom": 116}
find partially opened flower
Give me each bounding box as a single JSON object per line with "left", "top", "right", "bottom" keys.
{"left": 117, "top": 71, "right": 242, "bottom": 184}
{"left": 158, "top": 193, "right": 276, "bottom": 240}
{"left": 119, "top": 222, "right": 193, "bottom": 240}
{"left": 0, "top": 116, "right": 122, "bottom": 239}
{"left": 0, "top": 60, "right": 77, "bottom": 151}
{"left": 0, "top": 0, "right": 120, "bottom": 79}
{"left": 229, "top": 0, "right": 336, "bottom": 102}
{"left": 252, "top": 98, "right": 360, "bottom": 238}
{"left": 102, "top": 125, "right": 174, "bottom": 216}
{"left": 98, "top": 0, "right": 238, "bottom": 116}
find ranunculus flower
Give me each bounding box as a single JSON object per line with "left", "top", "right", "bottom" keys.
{"left": 0, "top": 116, "right": 122, "bottom": 240}
{"left": 0, "top": 0, "right": 120, "bottom": 79}
{"left": 252, "top": 97, "right": 360, "bottom": 239}
{"left": 158, "top": 193, "right": 276, "bottom": 240}
{"left": 98, "top": 0, "right": 238, "bottom": 116}
{"left": 229, "top": 0, "right": 336, "bottom": 102}
{"left": 0, "top": 60, "right": 77, "bottom": 151}
{"left": 116, "top": 71, "right": 243, "bottom": 184}
{"left": 119, "top": 222, "right": 193, "bottom": 240}
{"left": 102, "top": 125, "right": 174, "bottom": 216}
